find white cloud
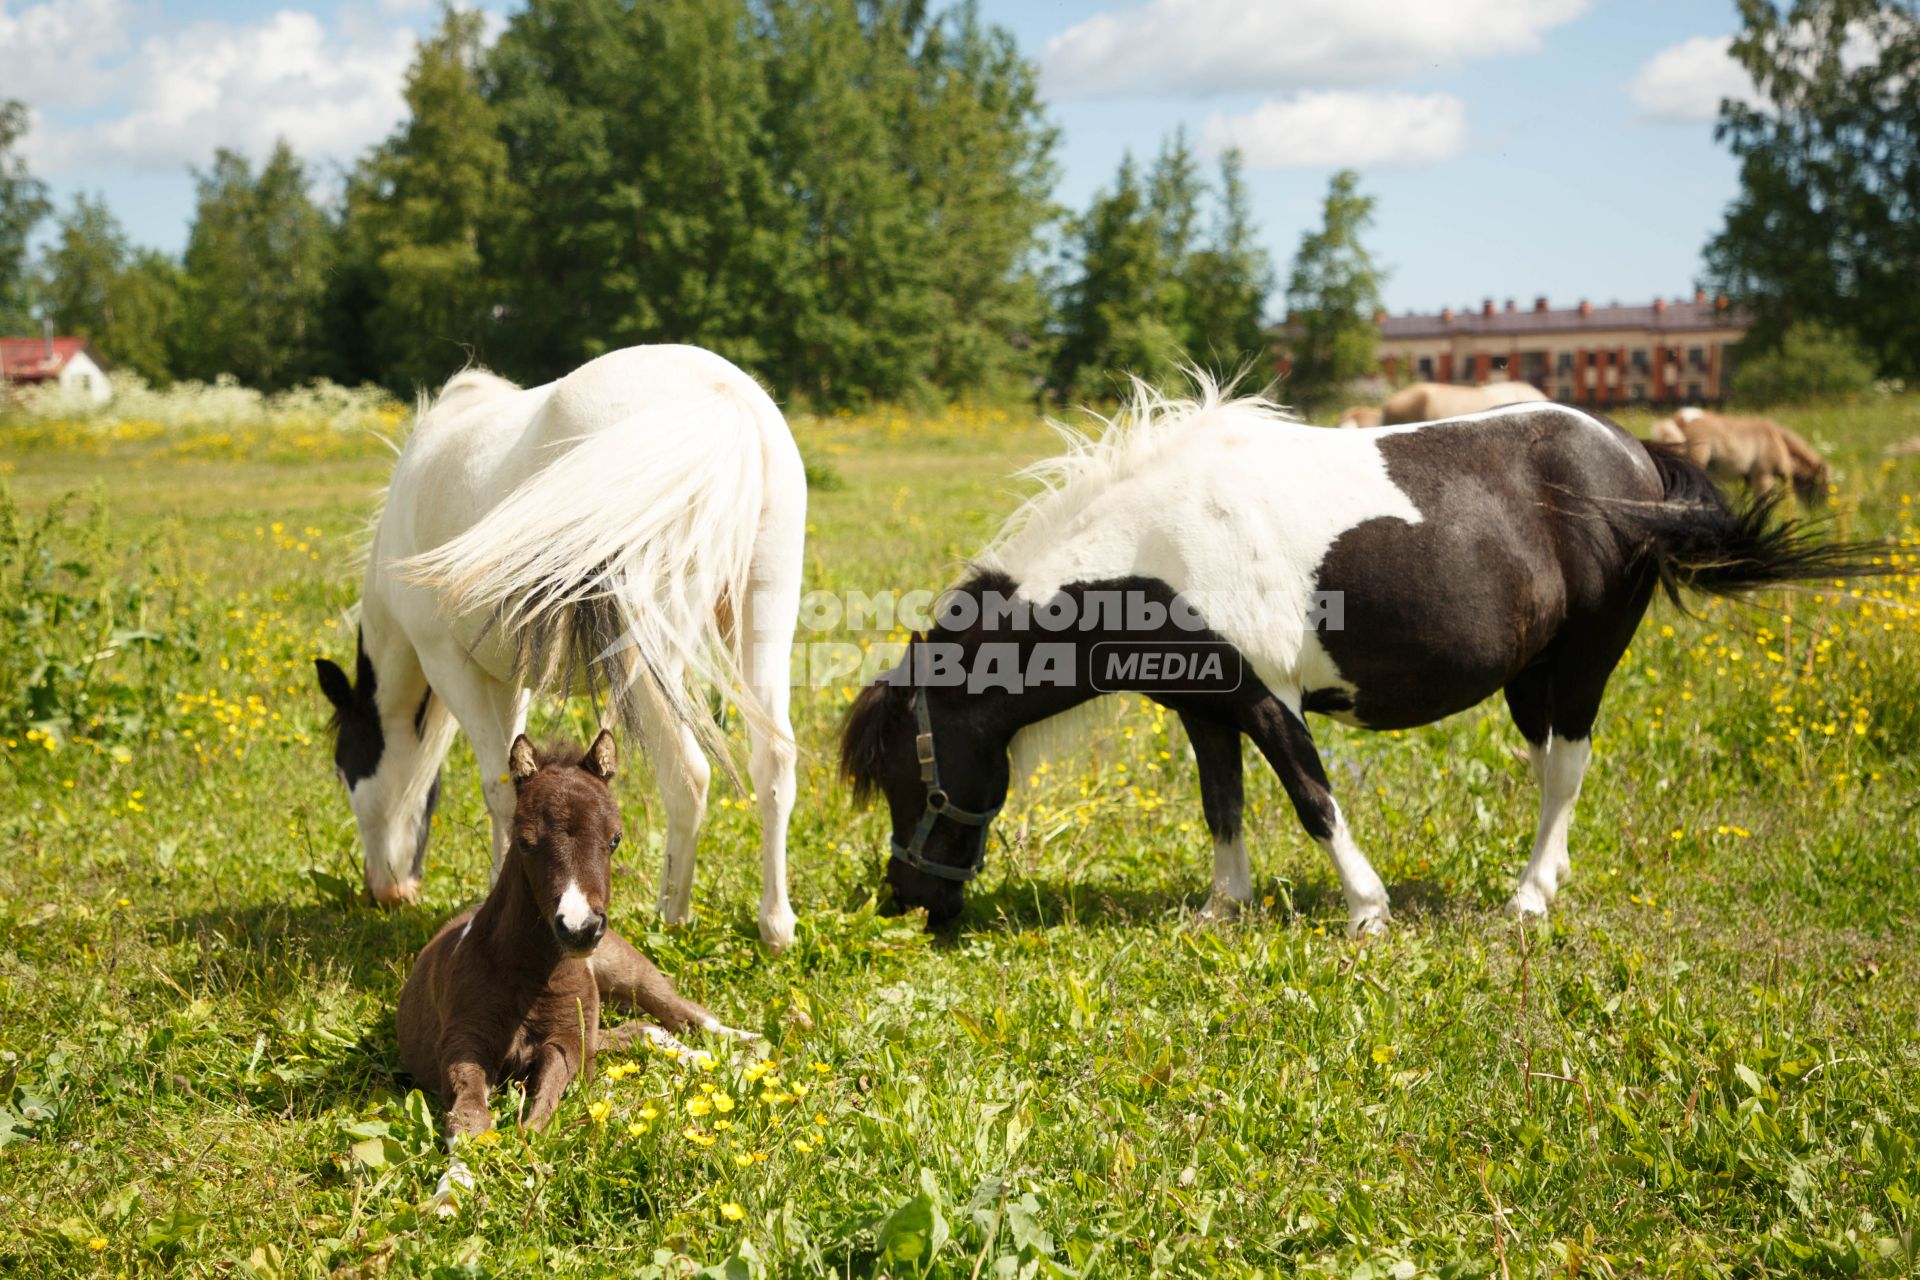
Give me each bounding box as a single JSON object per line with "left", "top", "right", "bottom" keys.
{"left": 1628, "top": 35, "right": 1756, "bottom": 123}
{"left": 0, "top": 0, "right": 132, "bottom": 108}
{"left": 1043, "top": 0, "right": 1589, "bottom": 98}
{"left": 19, "top": 8, "right": 415, "bottom": 176}
{"left": 1203, "top": 90, "right": 1467, "bottom": 170}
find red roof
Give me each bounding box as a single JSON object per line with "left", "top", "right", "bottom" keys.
{"left": 1378, "top": 297, "right": 1746, "bottom": 342}
{"left": 0, "top": 337, "right": 103, "bottom": 381}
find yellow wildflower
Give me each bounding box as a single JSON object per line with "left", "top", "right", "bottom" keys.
{"left": 720, "top": 1202, "right": 745, "bottom": 1221}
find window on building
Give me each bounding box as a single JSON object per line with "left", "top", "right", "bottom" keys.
{"left": 1686, "top": 381, "right": 1702, "bottom": 400}
{"left": 1556, "top": 352, "right": 1573, "bottom": 373}
{"left": 1417, "top": 357, "right": 1433, "bottom": 379}
{"left": 1630, "top": 384, "right": 1647, "bottom": 402}
{"left": 1556, "top": 385, "right": 1572, "bottom": 401}
{"left": 1687, "top": 346, "right": 1705, "bottom": 369}
{"left": 1491, "top": 354, "right": 1508, "bottom": 372}
{"left": 1630, "top": 350, "right": 1650, "bottom": 374}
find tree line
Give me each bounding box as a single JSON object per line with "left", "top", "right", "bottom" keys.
{"left": 0, "top": 1, "right": 1275, "bottom": 407}
{"left": 3, "top": 0, "right": 1913, "bottom": 409}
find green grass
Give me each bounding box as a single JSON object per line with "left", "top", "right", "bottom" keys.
{"left": 2, "top": 397, "right": 1918, "bottom": 1277}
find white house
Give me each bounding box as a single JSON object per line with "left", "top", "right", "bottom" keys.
{"left": 0, "top": 336, "right": 114, "bottom": 405}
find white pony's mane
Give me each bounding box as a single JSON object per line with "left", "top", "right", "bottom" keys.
{"left": 980, "top": 373, "right": 1297, "bottom": 578}
{"left": 417, "top": 366, "right": 521, "bottom": 420}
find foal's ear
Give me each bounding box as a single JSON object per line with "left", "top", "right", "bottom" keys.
{"left": 314, "top": 657, "right": 353, "bottom": 711}
{"left": 508, "top": 735, "right": 540, "bottom": 783}
{"left": 581, "top": 729, "right": 618, "bottom": 781}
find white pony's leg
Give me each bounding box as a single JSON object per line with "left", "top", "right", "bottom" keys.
{"left": 624, "top": 671, "right": 711, "bottom": 927}
{"left": 741, "top": 526, "right": 803, "bottom": 951}
{"left": 415, "top": 641, "right": 529, "bottom": 885}
{"left": 1508, "top": 736, "right": 1590, "bottom": 916}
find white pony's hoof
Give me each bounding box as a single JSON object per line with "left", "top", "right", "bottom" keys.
{"left": 758, "top": 909, "right": 798, "bottom": 952}
{"left": 1505, "top": 884, "right": 1552, "bottom": 918}
{"left": 1347, "top": 908, "right": 1391, "bottom": 939}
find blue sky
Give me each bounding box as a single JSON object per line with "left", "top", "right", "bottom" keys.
{"left": 4, "top": 0, "right": 1759, "bottom": 315}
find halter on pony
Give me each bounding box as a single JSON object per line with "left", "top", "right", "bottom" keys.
{"left": 889, "top": 685, "right": 1002, "bottom": 883}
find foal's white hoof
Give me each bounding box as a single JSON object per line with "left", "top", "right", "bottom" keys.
{"left": 429, "top": 1158, "right": 475, "bottom": 1218}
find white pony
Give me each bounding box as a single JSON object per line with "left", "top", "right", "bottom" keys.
{"left": 314, "top": 345, "right": 807, "bottom": 949}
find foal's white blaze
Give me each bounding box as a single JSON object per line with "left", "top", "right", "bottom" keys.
{"left": 556, "top": 883, "right": 595, "bottom": 933}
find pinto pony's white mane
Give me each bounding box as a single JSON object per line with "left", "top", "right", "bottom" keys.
{"left": 981, "top": 375, "right": 1297, "bottom": 581}
{"left": 984, "top": 375, "right": 1298, "bottom": 782}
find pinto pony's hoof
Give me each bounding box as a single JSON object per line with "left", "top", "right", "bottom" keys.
{"left": 1197, "top": 893, "right": 1248, "bottom": 924}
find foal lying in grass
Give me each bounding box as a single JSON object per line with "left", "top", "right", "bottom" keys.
{"left": 398, "top": 731, "right": 745, "bottom": 1141}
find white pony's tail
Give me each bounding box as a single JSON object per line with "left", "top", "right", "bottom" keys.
{"left": 398, "top": 384, "right": 769, "bottom": 773}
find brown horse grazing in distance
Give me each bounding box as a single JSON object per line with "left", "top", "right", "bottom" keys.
{"left": 1379, "top": 380, "right": 1547, "bottom": 425}
{"left": 1650, "top": 408, "right": 1830, "bottom": 506}
{"left": 398, "top": 731, "right": 747, "bottom": 1142}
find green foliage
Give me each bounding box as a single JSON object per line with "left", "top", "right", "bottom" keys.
{"left": 1703, "top": 0, "right": 1920, "bottom": 378}
{"left": 1285, "top": 169, "right": 1385, "bottom": 414}
{"left": 1730, "top": 319, "right": 1881, "bottom": 404}
{"left": 40, "top": 196, "right": 183, "bottom": 384}
{"left": 0, "top": 485, "right": 199, "bottom": 744}
{"left": 1053, "top": 138, "right": 1276, "bottom": 400}
{"left": 1052, "top": 156, "right": 1184, "bottom": 400}
{"left": 1182, "top": 150, "right": 1277, "bottom": 384}
{"left": 0, "top": 99, "right": 50, "bottom": 332}
{"left": 337, "top": 7, "right": 510, "bottom": 394}
{"left": 175, "top": 143, "right": 335, "bottom": 389}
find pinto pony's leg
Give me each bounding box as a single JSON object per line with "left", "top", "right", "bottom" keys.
{"left": 1244, "top": 697, "right": 1390, "bottom": 937}
{"left": 1181, "top": 712, "right": 1251, "bottom": 919}
{"left": 1503, "top": 588, "right": 1650, "bottom": 917}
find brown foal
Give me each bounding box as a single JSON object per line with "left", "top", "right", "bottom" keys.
{"left": 397, "top": 731, "right": 738, "bottom": 1142}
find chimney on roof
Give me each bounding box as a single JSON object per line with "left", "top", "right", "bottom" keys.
{"left": 1714, "top": 294, "right": 1728, "bottom": 310}
{"left": 1440, "top": 306, "right": 1453, "bottom": 322}
{"left": 1503, "top": 298, "right": 1516, "bottom": 312}
{"left": 1373, "top": 309, "right": 1387, "bottom": 325}
{"left": 1653, "top": 297, "right": 1667, "bottom": 314}
{"left": 1578, "top": 299, "right": 1592, "bottom": 317}
{"left": 1481, "top": 298, "right": 1495, "bottom": 317}
{"left": 1533, "top": 296, "right": 1549, "bottom": 312}
{"left": 1694, "top": 288, "right": 1707, "bottom": 305}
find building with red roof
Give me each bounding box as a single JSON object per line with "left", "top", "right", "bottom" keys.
{"left": 0, "top": 335, "right": 114, "bottom": 405}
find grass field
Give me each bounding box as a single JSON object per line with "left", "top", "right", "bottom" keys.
{"left": 2, "top": 395, "right": 1918, "bottom": 1278}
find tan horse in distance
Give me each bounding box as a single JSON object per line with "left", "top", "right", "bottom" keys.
{"left": 1649, "top": 408, "right": 1829, "bottom": 506}
{"left": 1351, "top": 381, "right": 1548, "bottom": 426}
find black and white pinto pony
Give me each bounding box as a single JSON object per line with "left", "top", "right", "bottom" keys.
{"left": 314, "top": 345, "right": 808, "bottom": 949}
{"left": 842, "top": 384, "right": 1880, "bottom": 935}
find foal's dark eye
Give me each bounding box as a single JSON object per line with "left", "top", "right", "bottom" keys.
{"left": 610, "top": 832, "right": 622, "bottom": 851}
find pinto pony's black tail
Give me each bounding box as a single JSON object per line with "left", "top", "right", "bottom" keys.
{"left": 1621, "top": 441, "right": 1888, "bottom": 607}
